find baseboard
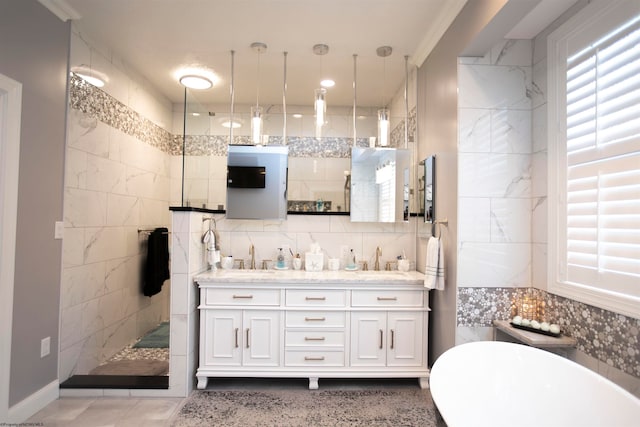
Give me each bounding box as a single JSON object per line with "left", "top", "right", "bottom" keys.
{"left": 7, "top": 380, "right": 59, "bottom": 423}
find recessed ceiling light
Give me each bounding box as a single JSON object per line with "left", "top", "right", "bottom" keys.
{"left": 191, "top": 112, "right": 201, "bottom": 116}
{"left": 179, "top": 75, "right": 213, "bottom": 89}
{"left": 221, "top": 120, "right": 242, "bottom": 129}
{"left": 321, "top": 79, "right": 335, "bottom": 88}
{"left": 292, "top": 113, "right": 303, "bottom": 119}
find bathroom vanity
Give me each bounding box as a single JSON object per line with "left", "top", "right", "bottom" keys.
{"left": 194, "top": 270, "right": 430, "bottom": 390}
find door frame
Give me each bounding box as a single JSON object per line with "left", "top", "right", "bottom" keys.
{"left": 0, "top": 73, "right": 22, "bottom": 419}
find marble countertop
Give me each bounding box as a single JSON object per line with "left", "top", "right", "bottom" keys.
{"left": 195, "top": 269, "right": 426, "bottom": 285}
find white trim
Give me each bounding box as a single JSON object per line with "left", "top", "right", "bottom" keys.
{"left": 37, "top": 0, "right": 80, "bottom": 22}
{"left": 547, "top": 0, "right": 640, "bottom": 318}
{"left": 412, "top": 0, "right": 468, "bottom": 66}
{"left": 6, "top": 380, "right": 59, "bottom": 424}
{"left": 0, "top": 73, "right": 22, "bottom": 423}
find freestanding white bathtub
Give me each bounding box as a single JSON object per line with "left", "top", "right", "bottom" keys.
{"left": 430, "top": 341, "right": 640, "bottom": 427}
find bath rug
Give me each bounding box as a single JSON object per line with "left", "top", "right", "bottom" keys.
{"left": 89, "top": 359, "right": 169, "bottom": 376}
{"left": 133, "top": 321, "right": 170, "bottom": 348}
{"left": 171, "top": 388, "right": 439, "bottom": 427}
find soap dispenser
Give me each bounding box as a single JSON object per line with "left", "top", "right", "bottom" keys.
{"left": 276, "top": 248, "right": 285, "bottom": 269}
{"left": 347, "top": 249, "right": 357, "bottom": 270}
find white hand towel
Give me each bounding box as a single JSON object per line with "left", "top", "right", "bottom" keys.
{"left": 424, "top": 236, "right": 445, "bottom": 290}
{"left": 203, "top": 230, "right": 217, "bottom": 268}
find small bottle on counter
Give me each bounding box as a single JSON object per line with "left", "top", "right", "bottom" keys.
{"left": 277, "top": 248, "right": 285, "bottom": 269}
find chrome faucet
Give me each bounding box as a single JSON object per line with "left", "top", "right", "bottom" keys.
{"left": 249, "top": 244, "right": 256, "bottom": 270}
{"left": 374, "top": 246, "right": 382, "bottom": 271}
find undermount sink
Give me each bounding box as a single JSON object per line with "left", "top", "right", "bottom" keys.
{"left": 220, "top": 269, "right": 276, "bottom": 276}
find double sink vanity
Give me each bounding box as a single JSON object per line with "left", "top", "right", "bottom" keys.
{"left": 194, "top": 269, "right": 430, "bottom": 390}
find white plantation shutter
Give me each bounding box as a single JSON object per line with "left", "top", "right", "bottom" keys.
{"left": 553, "top": 2, "right": 640, "bottom": 313}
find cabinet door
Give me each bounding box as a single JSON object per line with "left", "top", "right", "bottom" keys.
{"left": 202, "top": 310, "right": 242, "bottom": 366}
{"left": 350, "top": 311, "right": 386, "bottom": 366}
{"left": 387, "top": 311, "right": 423, "bottom": 367}
{"left": 242, "top": 310, "right": 280, "bottom": 367}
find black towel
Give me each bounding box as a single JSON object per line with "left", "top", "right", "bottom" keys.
{"left": 143, "top": 227, "right": 170, "bottom": 297}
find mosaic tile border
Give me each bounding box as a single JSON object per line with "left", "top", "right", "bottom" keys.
{"left": 70, "top": 75, "right": 380, "bottom": 159}
{"left": 457, "top": 287, "right": 640, "bottom": 378}
{"left": 390, "top": 106, "right": 417, "bottom": 148}
{"left": 69, "top": 74, "right": 175, "bottom": 154}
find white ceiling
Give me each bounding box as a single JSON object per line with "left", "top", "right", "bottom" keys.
{"left": 52, "top": 0, "right": 465, "bottom": 108}
{"left": 43, "top": 0, "right": 576, "bottom": 109}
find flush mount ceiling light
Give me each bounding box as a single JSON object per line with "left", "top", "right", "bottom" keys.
{"left": 179, "top": 74, "right": 213, "bottom": 89}
{"left": 71, "top": 64, "right": 107, "bottom": 87}
{"left": 175, "top": 67, "right": 219, "bottom": 90}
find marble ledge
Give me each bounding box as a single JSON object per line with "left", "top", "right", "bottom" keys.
{"left": 195, "top": 269, "right": 426, "bottom": 286}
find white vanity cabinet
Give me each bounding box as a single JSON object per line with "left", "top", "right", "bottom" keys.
{"left": 195, "top": 271, "right": 429, "bottom": 390}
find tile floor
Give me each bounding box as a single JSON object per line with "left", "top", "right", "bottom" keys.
{"left": 25, "top": 396, "right": 185, "bottom": 426}
{"left": 26, "top": 378, "right": 429, "bottom": 426}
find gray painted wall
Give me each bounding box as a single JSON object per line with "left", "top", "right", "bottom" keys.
{"left": 417, "top": 0, "right": 508, "bottom": 364}
{"left": 0, "top": 0, "right": 69, "bottom": 406}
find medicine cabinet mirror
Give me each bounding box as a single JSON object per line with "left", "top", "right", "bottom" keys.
{"left": 423, "top": 155, "right": 435, "bottom": 223}
{"left": 350, "top": 147, "right": 411, "bottom": 223}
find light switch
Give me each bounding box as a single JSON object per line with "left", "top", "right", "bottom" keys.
{"left": 54, "top": 221, "right": 64, "bottom": 240}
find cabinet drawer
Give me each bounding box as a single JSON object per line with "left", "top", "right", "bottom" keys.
{"left": 351, "top": 290, "right": 424, "bottom": 307}
{"left": 286, "top": 290, "right": 347, "bottom": 307}
{"left": 285, "top": 311, "right": 346, "bottom": 328}
{"left": 204, "top": 288, "right": 280, "bottom": 306}
{"left": 284, "top": 350, "right": 345, "bottom": 367}
{"left": 285, "top": 331, "right": 345, "bottom": 347}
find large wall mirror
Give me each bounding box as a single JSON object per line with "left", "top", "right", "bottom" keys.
{"left": 179, "top": 51, "right": 419, "bottom": 222}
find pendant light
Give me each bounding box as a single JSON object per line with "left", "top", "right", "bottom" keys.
{"left": 251, "top": 42, "right": 267, "bottom": 145}
{"left": 404, "top": 55, "right": 409, "bottom": 149}
{"left": 229, "top": 50, "right": 236, "bottom": 145}
{"left": 283, "top": 51, "right": 288, "bottom": 143}
{"left": 313, "top": 44, "right": 329, "bottom": 138}
{"left": 376, "top": 46, "right": 392, "bottom": 147}
{"left": 352, "top": 54, "right": 358, "bottom": 146}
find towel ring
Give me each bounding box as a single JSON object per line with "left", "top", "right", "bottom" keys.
{"left": 431, "top": 218, "right": 448, "bottom": 238}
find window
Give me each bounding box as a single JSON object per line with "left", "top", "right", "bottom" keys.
{"left": 548, "top": 0, "right": 640, "bottom": 317}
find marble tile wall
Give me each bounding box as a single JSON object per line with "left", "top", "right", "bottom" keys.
{"left": 60, "top": 33, "right": 174, "bottom": 380}
{"left": 456, "top": 36, "right": 639, "bottom": 396}
{"left": 205, "top": 213, "right": 417, "bottom": 271}
{"left": 457, "top": 39, "right": 533, "bottom": 290}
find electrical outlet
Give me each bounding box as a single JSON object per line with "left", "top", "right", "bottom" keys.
{"left": 40, "top": 336, "right": 50, "bottom": 358}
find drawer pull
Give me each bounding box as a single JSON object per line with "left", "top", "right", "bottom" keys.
{"left": 390, "top": 329, "right": 395, "bottom": 350}
{"left": 246, "top": 328, "right": 250, "bottom": 348}
{"left": 304, "top": 317, "right": 326, "bottom": 322}
{"left": 377, "top": 296, "right": 397, "bottom": 301}
{"left": 304, "top": 336, "right": 326, "bottom": 341}
{"left": 233, "top": 295, "right": 254, "bottom": 299}
{"left": 304, "top": 356, "right": 325, "bottom": 361}
{"left": 234, "top": 328, "right": 239, "bottom": 348}
{"left": 305, "top": 296, "right": 326, "bottom": 301}
{"left": 379, "top": 329, "right": 383, "bottom": 349}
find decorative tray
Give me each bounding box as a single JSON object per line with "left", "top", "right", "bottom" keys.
{"left": 510, "top": 322, "right": 561, "bottom": 338}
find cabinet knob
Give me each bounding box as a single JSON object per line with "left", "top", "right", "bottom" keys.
{"left": 233, "top": 295, "right": 254, "bottom": 299}
{"left": 377, "top": 296, "right": 397, "bottom": 301}
{"left": 304, "top": 317, "right": 326, "bottom": 322}
{"left": 304, "top": 356, "right": 325, "bottom": 361}
{"left": 305, "top": 296, "right": 326, "bottom": 301}
{"left": 304, "top": 336, "right": 326, "bottom": 341}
